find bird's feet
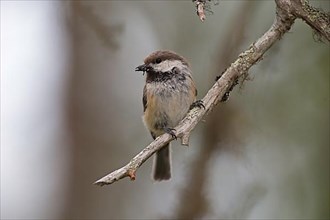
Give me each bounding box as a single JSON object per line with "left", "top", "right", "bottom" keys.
{"left": 190, "top": 100, "right": 205, "bottom": 110}
{"left": 164, "top": 127, "right": 177, "bottom": 140}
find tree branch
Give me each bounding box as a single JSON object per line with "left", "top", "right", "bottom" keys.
{"left": 94, "top": 0, "right": 328, "bottom": 186}
{"left": 276, "top": 0, "right": 330, "bottom": 41}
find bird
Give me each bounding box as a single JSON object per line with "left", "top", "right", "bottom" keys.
{"left": 135, "top": 50, "right": 203, "bottom": 181}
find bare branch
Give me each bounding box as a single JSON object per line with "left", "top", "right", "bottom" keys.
{"left": 94, "top": 5, "right": 297, "bottom": 186}
{"left": 276, "top": 0, "right": 330, "bottom": 41}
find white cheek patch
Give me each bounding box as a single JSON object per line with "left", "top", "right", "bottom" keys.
{"left": 151, "top": 60, "right": 185, "bottom": 72}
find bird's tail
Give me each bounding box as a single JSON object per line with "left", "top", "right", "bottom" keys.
{"left": 152, "top": 144, "right": 171, "bottom": 181}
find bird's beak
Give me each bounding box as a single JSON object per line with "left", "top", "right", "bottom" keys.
{"left": 135, "top": 64, "right": 147, "bottom": 72}
{"left": 135, "top": 64, "right": 150, "bottom": 75}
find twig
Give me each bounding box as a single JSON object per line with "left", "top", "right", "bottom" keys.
{"left": 194, "top": 0, "right": 208, "bottom": 21}
{"left": 94, "top": 0, "right": 328, "bottom": 186}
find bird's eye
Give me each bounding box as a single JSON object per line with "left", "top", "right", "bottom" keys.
{"left": 155, "top": 58, "right": 162, "bottom": 64}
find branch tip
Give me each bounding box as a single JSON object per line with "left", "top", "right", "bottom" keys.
{"left": 94, "top": 180, "right": 106, "bottom": 186}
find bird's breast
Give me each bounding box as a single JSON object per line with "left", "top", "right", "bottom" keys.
{"left": 143, "top": 81, "right": 195, "bottom": 136}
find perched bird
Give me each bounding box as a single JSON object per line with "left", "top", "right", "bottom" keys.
{"left": 135, "top": 50, "right": 202, "bottom": 181}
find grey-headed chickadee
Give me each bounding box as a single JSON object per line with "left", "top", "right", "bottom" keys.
{"left": 135, "top": 50, "right": 202, "bottom": 181}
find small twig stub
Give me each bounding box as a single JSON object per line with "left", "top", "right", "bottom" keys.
{"left": 193, "top": 0, "right": 212, "bottom": 21}
{"left": 196, "top": 1, "right": 206, "bottom": 21}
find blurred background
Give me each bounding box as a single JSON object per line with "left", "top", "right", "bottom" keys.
{"left": 1, "top": 0, "right": 329, "bottom": 219}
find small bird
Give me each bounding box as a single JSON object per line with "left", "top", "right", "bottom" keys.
{"left": 135, "top": 50, "right": 202, "bottom": 181}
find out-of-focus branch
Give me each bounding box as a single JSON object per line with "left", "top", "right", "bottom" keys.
{"left": 94, "top": 5, "right": 296, "bottom": 186}
{"left": 72, "top": 1, "right": 122, "bottom": 49}
{"left": 275, "top": 0, "right": 330, "bottom": 41}
{"left": 174, "top": 2, "right": 256, "bottom": 218}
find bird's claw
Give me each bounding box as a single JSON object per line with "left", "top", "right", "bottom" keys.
{"left": 190, "top": 100, "right": 205, "bottom": 110}
{"left": 164, "top": 128, "right": 177, "bottom": 140}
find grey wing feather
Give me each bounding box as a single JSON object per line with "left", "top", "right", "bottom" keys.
{"left": 143, "top": 85, "right": 147, "bottom": 112}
